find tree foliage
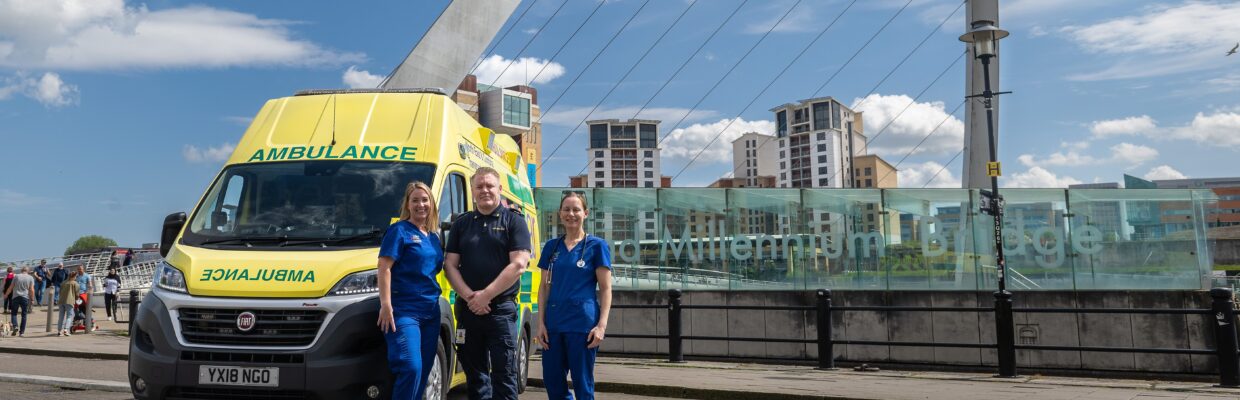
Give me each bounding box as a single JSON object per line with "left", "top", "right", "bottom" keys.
{"left": 65, "top": 235, "right": 118, "bottom": 255}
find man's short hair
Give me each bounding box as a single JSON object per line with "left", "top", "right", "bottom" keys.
{"left": 472, "top": 167, "right": 502, "bottom": 184}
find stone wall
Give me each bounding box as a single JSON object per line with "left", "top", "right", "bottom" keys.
{"left": 601, "top": 290, "right": 1220, "bottom": 374}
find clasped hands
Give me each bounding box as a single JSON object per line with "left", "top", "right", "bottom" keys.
{"left": 463, "top": 289, "right": 494, "bottom": 315}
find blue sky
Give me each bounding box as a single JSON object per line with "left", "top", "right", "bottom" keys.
{"left": 2, "top": 0, "right": 1239, "bottom": 260}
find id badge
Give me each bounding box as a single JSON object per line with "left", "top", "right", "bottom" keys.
{"left": 456, "top": 329, "right": 467, "bottom": 344}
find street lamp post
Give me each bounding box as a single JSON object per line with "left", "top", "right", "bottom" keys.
{"left": 960, "top": 20, "right": 1017, "bottom": 378}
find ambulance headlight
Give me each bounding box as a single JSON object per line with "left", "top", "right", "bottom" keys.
{"left": 155, "top": 262, "right": 188, "bottom": 293}
{"left": 328, "top": 269, "right": 379, "bottom": 296}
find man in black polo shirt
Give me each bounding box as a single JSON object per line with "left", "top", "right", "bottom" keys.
{"left": 444, "top": 166, "right": 532, "bottom": 400}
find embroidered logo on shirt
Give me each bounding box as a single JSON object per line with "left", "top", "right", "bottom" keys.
{"left": 411, "top": 235, "right": 423, "bottom": 244}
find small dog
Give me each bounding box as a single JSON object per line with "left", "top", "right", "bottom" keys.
{"left": 0, "top": 322, "right": 11, "bottom": 337}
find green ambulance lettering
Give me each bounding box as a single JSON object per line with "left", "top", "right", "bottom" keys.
{"left": 274, "top": 270, "right": 288, "bottom": 281}
{"left": 380, "top": 146, "right": 399, "bottom": 160}
{"left": 360, "top": 146, "right": 380, "bottom": 159}
{"left": 324, "top": 146, "right": 339, "bottom": 159}
{"left": 266, "top": 147, "right": 289, "bottom": 161}
{"left": 224, "top": 269, "right": 239, "bottom": 280}
{"left": 340, "top": 146, "right": 358, "bottom": 159}
{"left": 289, "top": 270, "right": 304, "bottom": 282}
{"left": 304, "top": 271, "right": 314, "bottom": 282}
{"left": 306, "top": 146, "right": 325, "bottom": 159}
{"left": 247, "top": 150, "right": 264, "bottom": 162}
{"left": 399, "top": 147, "right": 417, "bottom": 161}
{"left": 200, "top": 269, "right": 213, "bottom": 281}
{"left": 287, "top": 147, "right": 306, "bottom": 160}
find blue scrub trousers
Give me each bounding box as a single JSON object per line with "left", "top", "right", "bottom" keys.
{"left": 455, "top": 300, "right": 520, "bottom": 400}
{"left": 541, "top": 332, "right": 597, "bottom": 400}
{"left": 385, "top": 311, "right": 440, "bottom": 400}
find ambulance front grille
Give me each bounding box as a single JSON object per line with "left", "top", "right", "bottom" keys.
{"left": 178, "top": 308, "right": 326, "bottom": 347}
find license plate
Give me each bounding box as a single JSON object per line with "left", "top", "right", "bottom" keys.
{"left": 198, "top": 365, "right": 279, "bottom": 387}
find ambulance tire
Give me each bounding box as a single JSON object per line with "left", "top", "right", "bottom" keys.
{"left": 425, "top": 338, "right": 449, "bottom": 400}
{"left": 517, "top": 327, "right": 530, "bottom": 394}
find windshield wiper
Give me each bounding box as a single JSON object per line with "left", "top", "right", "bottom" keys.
{"left": 280, "top": 229, "right": 383, "bottom": 247}
{"left": 196, "top": 236, "right": 291, "bottom": 246}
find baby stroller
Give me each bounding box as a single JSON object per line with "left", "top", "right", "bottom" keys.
{"left": 71, "top": 293, "right": 100, "bottom": 333}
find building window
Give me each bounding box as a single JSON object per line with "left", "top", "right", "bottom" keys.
{"left": 781, "top": 173, "right": 787, "bottom": 180}
{"left": 644, "top": 160, "right": 653, "bottom": 168}
{"left": 867, "top": 204, "right": 874, "bottom": 210}
{"left": 819, "top": 178, "right": 829, "bottom": 186}
{"left": 865, "top": 178, "right": 872, "bottom": 187}
{"left": 817, "top": 132, "right": 826, "bottom": 141}
{"left": 776, "top": 110, "right": 788, "bottom": 137}
{"left": 594, "top": 150, "right": 604, "bottom": 158}
{"left": 646, "top": 222, "right": 654, "bottom": 229}
{"left": 813, "top": 102, "right": 830, "bottom": 130}
{"left": 818, "top": 155, "right": 827, "bottom": 163}
{"left": 595, "top": 161, "right": 603, "bottom": 168}
{"left": 646, "top": 212, "right": 655, "bottom": 218}
{"left": 831, "top": 101, "right": 841, "bottom": 129}
{"left": 502, "top": 95, "right": 531, "bottom": 127}
{"left": 644, "top": 150, "right": 653, "bottom": 158}
{"left": 867, "top": 214, "right": 874, "bottom": 222}
{"left": 645, "top": 181, "right": 654, "bottom": 188}
{"left": 595, "top": 181, "right": 604, "bottom": 187}
{"left": 818, "top": 166, "right": 828, "bottom": 174}
{"left": 817, "top": 144, "right": 826, "bottom": 152}
{"left": 855, "top": 180, "right": 861, "bottom": 187}
{"left": 645, "top": 171, "right": 653, "bottom": 178}
{"left": 780, "top": 162, "right": 786, "bottom": 169}
{"left": 864, "top": 167, "right": 872, "bottom": 176}
{"left": 779, "top": 150, "right": 785, "bottom": 158}
{"left": 640, "top": 124, "right": 657, "bottom": 148}
{"left": 855, "top": 168, "right": 860, "bottom": 176}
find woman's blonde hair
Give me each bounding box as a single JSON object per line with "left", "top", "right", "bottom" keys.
{"left": 398, "top": 181, "right": 439, "bottom": 230}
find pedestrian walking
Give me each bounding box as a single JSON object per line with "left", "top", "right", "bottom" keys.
{"left": 104, "top": 269, "right": 121, "bottom": 321}
{"left": 76, "top": 265, "right": 92, "bottom": 295}
{"left": 58, "top": 270, "right": 80, "bottom": 336}
{"left": 50, "top": 263, "right": 68, "bottom": 305}
{"left": 33, "top": 260, "right": 49, "bottom": 306}
{"left": 377, "top": 181, "right": 445, "bottom": 400}
{"left": 535, "top": 192, "right": 613, "bottom": 400}
{"left": 3, "top": 266, "right": 13, "bottom": 312}
{"left": 444, "top": 167, "right": 532, "bottom": 400}
{"left": 3, "top": 267, "right": 36, "bottom": 336}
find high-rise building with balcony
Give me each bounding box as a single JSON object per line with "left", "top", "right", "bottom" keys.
{"left": 569, "top": 119, "right": 670, "bottom": 188}
{"left": 451, "top": 74, "right": 543, "bottom": 185}
{"left": 769, "top": 97, "right": 867, "bottom": 189}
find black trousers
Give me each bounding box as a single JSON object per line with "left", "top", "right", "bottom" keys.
{"left": 454, "top": 300, "right": 519, "bottom": 400}
{"left": 104, "top": 293, "right": 117, "bottom": 317}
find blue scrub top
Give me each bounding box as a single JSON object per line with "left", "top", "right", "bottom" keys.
{"left": 379, "top": 220, "right": 444, "bottom": 315}
{"left": 538, "top": 235, "right": 612, "bottom": 334}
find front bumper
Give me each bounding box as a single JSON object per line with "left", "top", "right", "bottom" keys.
{"left": 128, "top": 290, "right": 391, "bottom": 400}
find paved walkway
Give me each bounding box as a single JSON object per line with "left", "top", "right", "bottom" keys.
{"left": 0, "top": 310, "right": 1237, "bottom": 400}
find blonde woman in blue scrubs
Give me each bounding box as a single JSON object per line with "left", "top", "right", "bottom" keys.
{"left": 377, "top": 181, "right": 443, "bottom": 400}
{"left": 536, "top": 192, "right": 613, "bottom": 400}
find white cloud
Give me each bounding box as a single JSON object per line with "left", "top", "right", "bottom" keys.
{"left": 661, "top": 118, "right": 775, "bottom": 163}
{"left": 1003, "top": 166, "right": 1082, "bottom": 188}
{"left": 1108, "top": 142, "right": 1158, "bottom": 167}
{"left": 522, "top": 28, "right": 539, "bottom": 35}
{"left": 1016, "top": 142, "right": 1158, "bottom": 169}
{"left": 850, "top": 94, "right": 964, "bottom": 158}
{"left": 1062, "top": 2, "right": 1240, "bottom": 80}
{"left": 0, "top": 1, "right": 363, "bottom": 70}
{"left": 1090, "top": 115, "right": 1156, "bottom": 138}
{"left": 473, "top": 54, "right": 564, "bottom": 88}
{"left": 0, "top": 71, "right": 78, "bottom": 106}
{"left": 1173, "top": 110, "right": 1240, "bottom": 149}
{"left": 1143, "top": 165, "right": 1188, "bottom": 181}
{"left": 342, "top": 66, "right": 383, "bottom": 89}
{"left": 183, "top": 143, "right": 236, "bottom": 163}
{"left": 897, "top": 161, "right": 960, "bottom": 188}
{"left": 0, "top": 189, "right": 49, "bottom": 207}
{"left": 540, "top": 105, "right": 719, "bottom": 128}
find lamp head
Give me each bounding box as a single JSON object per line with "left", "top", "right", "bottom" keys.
{"left": 959, "top": 20, "right": 1009, "bottom": 59}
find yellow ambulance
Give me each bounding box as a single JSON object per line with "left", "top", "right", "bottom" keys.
{"left": 128, "top": 89, "right": 541, "bottom": 400}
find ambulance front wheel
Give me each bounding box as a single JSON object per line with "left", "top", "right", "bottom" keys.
{"left": 424, "top": 337, "right": 448, "bottom": 400}
{"left": 517, "top": 327, "right": 530, "bottom": 394}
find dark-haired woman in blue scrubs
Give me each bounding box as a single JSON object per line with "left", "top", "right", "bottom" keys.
{"left": 377, "top": 181, "right": 443, "bottom": 400}
{"left": 536, "top": 192, "right": 613, "bottom": 400}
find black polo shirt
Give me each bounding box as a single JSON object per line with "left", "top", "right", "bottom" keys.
{"left": 445, "top": 205, "right": 532, "bottom": 300}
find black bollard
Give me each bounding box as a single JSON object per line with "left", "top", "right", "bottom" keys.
{"left": 1211, "top": 288, "right": 1239, "bottom": 388}
{"left": 668, "top": 289, "right": 684, "bottom": 363}
{"left": 129, "top": 289, "right": 140, "bottom": 331}
{"left": 817, "top": 289, "right": 835, "bottom": 370}
{"left": 994, "top": 290, "right": 1017, "bottom": 378}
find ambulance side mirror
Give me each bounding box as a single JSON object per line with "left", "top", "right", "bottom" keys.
{"left": 160, "top": 212, "right": 187, "bottom": 258}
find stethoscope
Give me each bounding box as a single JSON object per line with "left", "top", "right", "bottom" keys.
{"left": 546, "top": 233, "right": 588, "bottom": 288}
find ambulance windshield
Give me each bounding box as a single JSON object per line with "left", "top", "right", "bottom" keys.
{"left": 182, "top": 161, "right": 436, "bottom": 249}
